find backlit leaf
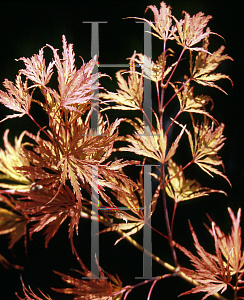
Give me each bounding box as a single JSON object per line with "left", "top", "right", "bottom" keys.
{"left": 0, "top": 129, "right": 32, "bottom": 191}
{"left": 0, "top": 75, "right": 32, "bottom": 122}
{"left": 52, "top": 258, "right": 125, "bottom": 300}
{"left": 177, "top": 208, "right": 244, "bottom": 299}
{"left": 173, "top": 11, "right": 212, "bottom": 50}
{"left": 17, "top": 47, "right": 54, "bottom": 88}
{"left": 192, "top": 38, "right": 233, "bottom": 94}
{"left": 100, "top": 52, "right": 143, "bottom": 111}
{"left": 128, "top": 2, "right": 176, "bottom": 41}
{"left": 185, "top": 118, "right": 230, "bottom": 185}
{"left": 166, "top": 159, "right": 226, "bottom": 203}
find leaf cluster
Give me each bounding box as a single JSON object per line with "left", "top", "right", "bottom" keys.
{"left": 0, "top": 2, "right": 237, "bottom": 300}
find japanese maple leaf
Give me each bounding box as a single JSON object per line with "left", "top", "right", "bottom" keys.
{"left": 100, "top": 52, "right": 144, "bottom": 111}
{"left": 47, "top": 35, "right": 106, "bottom": 113}
{"left": 54, "top": 113, "right": 135, "bottom": 208}
{"left": 177, "top": 222, "right": 231, "bottom": 299}
{"left": 131, "top": 51, "right": 177, "bottom": 83}
{"left": 0, "top": 129, "right": 32, "bottom": 191}
{"left": 52, "top": 257, "right": 125, "bottom": 300}
{"left": 191, "top": 37, "right": 233, "bottom": 94}
{"left": 100, "top": 165, "right": 159, "bottom": 245}
{"left": 128, "top": 1, "right": 177, "bottom": 41}
{"left": 0, "top": 74, "right": 32, "bottom": 123}
{"left": 0, "top": 252, "right": 23, "bottom": 270}
{"left": 17, "top": 47, "right": 54, "bottom": 88}
{"left": 165, "top": 158, "right": 226, "bottom": 203}
{"left": 16, "top": 277, "right": 52, "bottom": 300}
{"left": 18, "top": 258, "right": 126, "bottom": 300}
{"left": 185, "top": 117, "right": 231, "bottom": 185}
{"left": 15, "top": 183, "right": 86, "bottom": 248}
{"left": 15, "top": 129, "right": 61, "bottom": 190}
{"left": 177, "top": 208, "right": 244, "bottom": 299}
{"left": 206, "top": 208, "right": 244, "bottom": 274}
{"left": 0, "top": 194, "right": 26, "bottom": 270}
{"left": 173, "top": 10, "right": 212, "bottom": 51}
{"left": 14, "top": 113, "right": 136, "bottom": 246}
{"left": 119, "top": 112, "right": 185, "bottom": 165}
{"left": 170, "top": 79, "right": 216, "bottom": 122}
{"left": 0, "top": 194, "right": 29, "bottom": 250}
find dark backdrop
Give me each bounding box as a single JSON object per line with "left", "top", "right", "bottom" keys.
{"left": 0, "top": 1, "right": 243, "bottom": 299}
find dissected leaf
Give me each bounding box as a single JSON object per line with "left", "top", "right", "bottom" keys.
{"left": 47, "top": 35, "right": 106, "bottom": 113}
{"left": 54, "top": 114, "right": 134, "bottom": 208}
{"left": 14, "top": 183, "right": 85, "bottom": 248}
{"left": 128, "top": 2, "right": 176, "bottom": 41}
{"left": 119, "top": 112, "right": 185, "bottom": 166}
{"left": 100, "top": 164, "right": 159, "bottom": 245}
{"left": 17, "top": 47, "right": 54, "bottom": 88}
{"left": 173, "top": 11, "right": 212, "bottom": 51}
{"left": 192, "top": 37, "right": 233, "bottom": 94}
{"left": 0, "top": 129, "right": 32, "bottom": 191}
{"left": 119, "top": 115, "right": 166, "bottom": 164}
{"left": 170, "top": 78, "right": 216, "bottom": 122}
{"left": 0, "top": 195, "right": 29, "bottom": 249}
{"left": 100, "top": 52, "right": 143, "bottom": 111}
{"left": 132, "top": 52, "right": 176, "bottom": 83}
{"left": 165, "top": 123, "right": 186, "bottom": 162}
{"left": 166, "top": 159, "right": 226, "bottom": 202}
{"left": 206, "top": 208, "right": 244, "bottom": 274}
{"left": 177, "top": 222, "right": 230, "bottom": 299}
{"left": 0, "top": 252, "right": 23, "bottom": 270}
{"left": 10, "top": 110, "right": 136, "bottom": 247}
{"left": 0, "top": 74, "right": 32, "bottom": 123}
{"left": 185, "top": 118, "right": 230, "bottom": 185}
{"left": 52, "top": 258, "right": 125, "bottom": 300}
{"left": 177, "top": 208, "right": 243, "bottom": 299}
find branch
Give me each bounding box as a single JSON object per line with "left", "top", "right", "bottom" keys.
{"left": 82, "top": 208, "right": 228, "bottom": 300}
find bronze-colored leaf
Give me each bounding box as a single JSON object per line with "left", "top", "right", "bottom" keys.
{"left": 0, "top": 129, "right": 32, "bottom": 191}
{"left": 14, "top": 184, "right": 84, "bottom": 248}
{"left": 119, "top": 112, "right": 185, "bottom": 166}
{"left": 170, "top": 78, "right": 216, "bottom": 122}
{"left": 100, "top": 165, "right": 159, "bottom": 245}
{"left": 185, "top": 118, "right": 231, "bottom": 185}
{"left": 173, "top": 11, "right": 212, "bottom": 50}
{"left": 52, "top": 258, "right": 125, "bottom": 300}
{"left": 177, "top": 208, "right": 244, "bottom": 299}
{"left": 0, "top": 75, "right": 32, "bottom": 122}
{"left": 132, "top": 52, "right": 176, "bottom": 83}
{"left": 0, "top": 253, "right": 23, "bottom": 270}
{"left": 0, "top": 195, "right": 29, "bottom": 249}
{"left": 192, "top": 37, "right": 233, "bottom": 94}
{"left": 127, "top": 2, "right": 176, "bottom": 41}
{"left": 47, "top": 35, "right": 107, "bottom": 113}
{"left": 17, "top": 47, "right": 54, "bottom": 88}
{"left": 206, "top": 208, "right": 244, "bottom": 274}
{"left": 118, "top": 114, "right": 166, "bottom": 164}
{"left": 166, "top": 159, "right": 226, "bottom": 203}
{"left": 100, "top": 52, "right": 144, "bottom": 111}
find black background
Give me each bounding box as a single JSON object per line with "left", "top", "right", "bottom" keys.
{"left": 0, "top": 1, "right": 243, "bottom": 299}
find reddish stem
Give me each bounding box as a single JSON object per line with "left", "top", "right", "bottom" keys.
{"left": 164, "top": 109, "right": 183, "bottom": 136}
{"left": 161, "top": 166, "right": 179, "bottom": 268}
{"left": 164, "top": 48, "right": 185, "bottom": 89}
{"left": 165, "top": 160, "right": 194, "bottom": 187}
{"left": 170, "top": 201, "right": 178, "bottom": 243}
{"left": 27, "top": 113, "right": 52, "bottom": 140}
{"left": 163, "top": 76, "right": 191, "bottom": 111}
